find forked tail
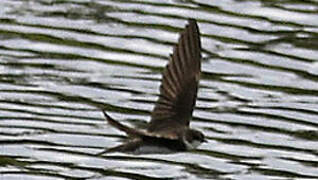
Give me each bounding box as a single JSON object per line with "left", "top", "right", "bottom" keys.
{"left": 97, "top": 111, "right": 145, "bottom": 155}
{"left": 102, "top": 111, "right": 145, "bottom": 137}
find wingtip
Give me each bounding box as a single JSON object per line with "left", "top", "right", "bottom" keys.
{"left": 188, "top": 18, "right": 197, "bottom": 24}
{"left": 187, "top": 19, "right": 198, "bottom": 28}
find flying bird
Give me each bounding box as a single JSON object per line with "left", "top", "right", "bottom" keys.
{"left": 99, "top": 19, "right": 206, "bottom": 154}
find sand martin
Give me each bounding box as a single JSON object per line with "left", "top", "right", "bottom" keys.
{"left": 99, "top": 19, "right": 206, "bottom": 154}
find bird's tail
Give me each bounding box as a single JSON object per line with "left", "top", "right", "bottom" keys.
{"left": 98, "top": 111, "right": 146, "bottom": 155}
{"left": 102, "top": 111, "right": 145, "bottom": 137}
{"left": 96, "top": 143, "right": 124, "bottom": 155}
{"left": 96, "top": 139, "right": 142, "bottom": 155}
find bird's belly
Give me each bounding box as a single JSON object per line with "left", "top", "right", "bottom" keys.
{"left": 133, "top": 145, "right": 176, "bottom": 154}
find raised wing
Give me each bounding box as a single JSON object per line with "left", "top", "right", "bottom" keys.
{"left": 148, "top": 19, "right": 201, "bottom": 133}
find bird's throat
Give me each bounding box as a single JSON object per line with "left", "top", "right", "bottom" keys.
{"left": 183, "top": 137, "right": 202, "bottom": 150}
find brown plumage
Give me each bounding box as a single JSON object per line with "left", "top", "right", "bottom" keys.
{"left": 148, "top": 19, "right": 201, "bottom": 136}
{"left": 99, "top": 19, "right": 205, "bottom": 155}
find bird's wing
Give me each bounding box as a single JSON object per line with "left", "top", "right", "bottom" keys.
{"left": 148, "top": 19, "right": 201, "bottom": 133}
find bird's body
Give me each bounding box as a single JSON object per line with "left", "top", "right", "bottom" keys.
{"left": 99, "top": 19, "right": 205, "bottom": 155}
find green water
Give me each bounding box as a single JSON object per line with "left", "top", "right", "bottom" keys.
{"left": 1, "top": 0, "right": 318, "bottom": 179}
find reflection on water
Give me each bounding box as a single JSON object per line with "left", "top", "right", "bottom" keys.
{"left": 1, "top": 0, "right": 318, "bottom": 179}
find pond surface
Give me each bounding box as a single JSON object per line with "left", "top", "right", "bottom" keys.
{"left": 1, "top": 0, "right": 318, "bottom": 179}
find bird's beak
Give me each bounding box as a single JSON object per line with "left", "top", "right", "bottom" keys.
{"left": 203, "top": 139, "right": 208, "bottom": 143}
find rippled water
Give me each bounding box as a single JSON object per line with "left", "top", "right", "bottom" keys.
{"left": 1, "top": 0, "right": 318, "bottom": 179}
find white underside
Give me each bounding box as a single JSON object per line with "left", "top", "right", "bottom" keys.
{"left": 121, "top": 139, "right": 202, "bottom": 154}
{"left": 133, "top": 145, "right": 175, "bottom": 154}
{"left": 183, "top": 138, "right": 202, "bottom": 150}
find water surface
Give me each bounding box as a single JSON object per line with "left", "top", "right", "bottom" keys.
{"left": 1, "top": 0, "right": 318, "bottom": 179}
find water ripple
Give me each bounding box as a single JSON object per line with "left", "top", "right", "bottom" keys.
{"left": 1, "top": 0, "right": 318, "bottom": 179}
